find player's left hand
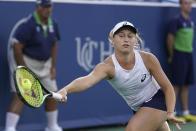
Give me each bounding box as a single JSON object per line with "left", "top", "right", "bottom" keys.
{"left": 167, "top": 112, "right": 186, "bottom": 130}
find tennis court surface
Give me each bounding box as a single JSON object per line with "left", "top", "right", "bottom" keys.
{"left": 65, "top": 122, "right": 196, "bottom": 131}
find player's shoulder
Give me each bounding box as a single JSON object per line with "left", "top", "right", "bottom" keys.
{"left": 96, "top": 56, "right": 114, "bottom": 69}
{"left": 138, "top": 50, "right": 157, "bottom": 63}
{"left": 138, "top": 50, "right": 159, "bottom": 71}
{"left": 94, "top": 56, "right": 114, "bottom": 75}
{"left": 138, "top": 50, "right": 153, "bottom": 58}
{"left": 103, "top": 56, "right": 114, "bottom": 68}
{"left": 100, "top": 56, "right": 115, "bottom": 79}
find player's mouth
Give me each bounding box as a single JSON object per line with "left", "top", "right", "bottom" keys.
{"left": 122, "top": 44, "right": 130, "bottom": 48}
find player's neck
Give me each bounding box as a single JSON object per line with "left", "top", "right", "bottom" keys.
{"left": 115, "top": 51, "right": 135, "bottom": 69}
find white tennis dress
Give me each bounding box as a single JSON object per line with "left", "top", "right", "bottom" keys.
{"left": 107, "top": 50, "right": 160, "bottom": 111}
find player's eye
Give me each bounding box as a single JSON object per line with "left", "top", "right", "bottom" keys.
{"left": 118, "top": 33, "right": 125, "bottom": 37}
{"left": 128, "top": 35, "right": 134, "bottom": 38}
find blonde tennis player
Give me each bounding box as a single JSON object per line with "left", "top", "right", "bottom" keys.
{"left": 58, "top": 21, "right": 185, "bottom": 131}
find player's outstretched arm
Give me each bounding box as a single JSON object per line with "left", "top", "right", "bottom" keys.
{"left": 57, "top": 62, "right": 110, "bottom": 102}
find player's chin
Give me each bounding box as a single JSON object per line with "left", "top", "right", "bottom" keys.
{"left": 121, "top": 50, "right": 131, "bottom": 55}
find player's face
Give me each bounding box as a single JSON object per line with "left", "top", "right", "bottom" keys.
{"left": 112, "top": 29, "right": 137, "bottom": 54}
{"left": 37, "top": 5, "right": 52, "bottom": 20}
{"left": 180, "top": 0, "right": 192, "bottom": 14}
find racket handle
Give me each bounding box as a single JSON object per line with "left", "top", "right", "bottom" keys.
{"left": 51, "top": 92, "right": 63, "bottom": 100}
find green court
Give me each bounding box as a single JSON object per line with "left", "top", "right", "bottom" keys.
{"left": 66, "top": 122, "right": 196, "bottom": 131}
{"left": 169, "top": 122, "right": 196, "bottom": 131}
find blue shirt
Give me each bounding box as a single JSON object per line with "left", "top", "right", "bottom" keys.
{"left": 168, "top": 14, "right": 194, "bottom": 52}
{"left": 14, "top": 12, "right": 60, "bottom": 60}
{"left": 168, "top": 14, "right": 194, "bottom": 35}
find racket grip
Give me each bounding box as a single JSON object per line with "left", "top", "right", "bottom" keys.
{"left": 51, "top": 92, "right": 63, "bottom": 100}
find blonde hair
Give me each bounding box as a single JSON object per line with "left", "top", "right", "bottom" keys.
{"left": 108, "top": 29, "right": 113, "bottom": 44}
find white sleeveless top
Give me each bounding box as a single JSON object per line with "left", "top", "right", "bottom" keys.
{"left": 107, "top": 50, "right": 160, "bottom": 111}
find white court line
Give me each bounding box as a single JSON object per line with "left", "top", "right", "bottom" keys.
{"left": 1, "top": 0, "right": 196, "bottom": 7}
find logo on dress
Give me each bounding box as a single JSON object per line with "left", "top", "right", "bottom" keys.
{"left": 141, "top": 74, "right": 146, "bottom": 82}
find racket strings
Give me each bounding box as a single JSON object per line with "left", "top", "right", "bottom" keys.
{"left": 16, "top": 69, "right": 43, "bottom": 107}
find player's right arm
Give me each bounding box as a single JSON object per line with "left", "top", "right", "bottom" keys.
{"left": 13, "top": 42, "right": 25, "bottom": 66}
{"left": 58, "top": 62, "right": 113, "bottom": 102}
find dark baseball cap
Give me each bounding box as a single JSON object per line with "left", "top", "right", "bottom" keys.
{"left": 36, "top": 0, "right": 52, "bottom": 7}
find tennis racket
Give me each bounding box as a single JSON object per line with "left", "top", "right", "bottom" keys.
{"left": 14, "top": 66, "right": 62, "bottom": 108}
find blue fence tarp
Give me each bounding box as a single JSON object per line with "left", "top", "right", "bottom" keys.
{"left": 0, "top": 1, "right": 196, "bottom": 131}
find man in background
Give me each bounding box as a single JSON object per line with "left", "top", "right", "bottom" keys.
{"left": 167, "top": 0, "right": 196, "bottom": 122}
{"left": 5, "top": 0, "right": 62, "bottom": 131}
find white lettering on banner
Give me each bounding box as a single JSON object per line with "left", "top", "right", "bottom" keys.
{"left": 76, "top": 37, "right": 114, "bottom": 72}
{"left": 76, "top": 37, "right": 150, "bottom": 72}
{"left": 100, "top": 41, "right": 114, "bottom": 62}
{"left": 76, "top": 37, "right": 97, "bottom": 72}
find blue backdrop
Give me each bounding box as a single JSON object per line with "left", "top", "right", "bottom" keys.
{"left": 0, "top": 1, "right": 196, "bottom": 131}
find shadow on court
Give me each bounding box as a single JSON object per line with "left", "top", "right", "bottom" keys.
{"left": 64, "top": 122, "right": 196, "bottom": 131}
{"left": 63, "top": 124, "right": 125, "bottom": 131}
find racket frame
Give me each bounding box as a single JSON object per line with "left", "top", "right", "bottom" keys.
{"left": 14, "top": 66, "right": 53, "bottom": 108}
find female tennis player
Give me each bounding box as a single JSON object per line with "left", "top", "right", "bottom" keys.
{"left": 58, "top": 21, "right": 185, "bottom": 131}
